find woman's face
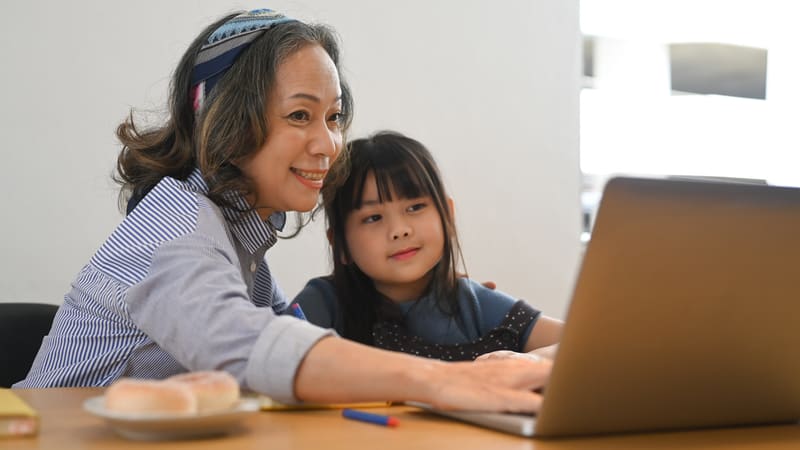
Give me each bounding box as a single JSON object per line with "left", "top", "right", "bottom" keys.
{"left": 239, "top": 44, "right": 344, "bottom": 219}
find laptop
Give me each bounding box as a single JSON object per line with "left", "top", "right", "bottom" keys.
{"left": 410, "top": 176, "right": 800, "bottom": 437}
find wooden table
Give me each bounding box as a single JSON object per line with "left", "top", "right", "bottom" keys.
{"left": 6, "top": 388, "right": 800, "bottom": 449}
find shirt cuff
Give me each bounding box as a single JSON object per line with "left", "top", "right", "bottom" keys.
{"left": 244, "top": 315, "right": 334, "bottom": 403}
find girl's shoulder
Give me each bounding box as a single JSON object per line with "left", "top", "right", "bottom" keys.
{"left": 292, "top": 276, "right": 338, "bottom": 329}
{"left": 301, "top": 276, "right": 336, "bottom": 296}
{"left": 457, "top": 278, "right": 518, "bottom": 306}
{"left": 456, "top": 278, "right": 530, "bottom": 334}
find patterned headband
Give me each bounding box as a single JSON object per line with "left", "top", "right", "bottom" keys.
{"left": 190, "top": 8, "right": 298, "bottom": 111}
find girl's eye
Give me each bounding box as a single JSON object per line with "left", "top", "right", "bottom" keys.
{"left": 362, "top": 214, "right": 381, "bottom": 224}
{"left": 288, "top": 111, "right": 310, "bottom": 122}
{"left": 408, "top": 202, "right": 427, "bottom": 213}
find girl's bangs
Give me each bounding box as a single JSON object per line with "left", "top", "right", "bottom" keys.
{"left": 352, "top": 156, "right": 434, "bottom": 209}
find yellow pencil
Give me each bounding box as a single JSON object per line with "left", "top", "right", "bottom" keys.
{"left": 260, "top": 395, "right": 391, "bottom": 411}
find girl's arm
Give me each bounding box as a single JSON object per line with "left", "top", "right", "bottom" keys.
{"left": 294, "top": 335, "right": 551, "bottom": 412}
{"left": 523, "top": 315, "right": 563, "bottom": 355}
{"left": 476, "top": 315, "right": 564, "bottom": 362}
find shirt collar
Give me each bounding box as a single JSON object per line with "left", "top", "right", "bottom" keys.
{"left": 186, "top": 169, "right": 286, "bottom": 255}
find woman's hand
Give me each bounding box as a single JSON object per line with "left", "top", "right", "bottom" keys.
{"left": 456, "top": 273, "right": 496, "bottom": 290}
{"left": 419, "top": 357, "right": 552, "bottom": 413}
{"left": 295, "top": 336, "right": 552, "bottom": 413}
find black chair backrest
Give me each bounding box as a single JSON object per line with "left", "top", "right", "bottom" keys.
{"left": 0, "top": 303, "right": 59, "bottom": 387}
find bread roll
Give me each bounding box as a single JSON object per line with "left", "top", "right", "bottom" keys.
{"left": 104, "top": 378, "right": 197, "bottom": 414}
{"left": 167, "top": 371, "right": 240, "bottom": 412}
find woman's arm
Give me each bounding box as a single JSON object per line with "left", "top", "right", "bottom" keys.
{"left": 294, "top": 335, "right": 551, "bottom": 412}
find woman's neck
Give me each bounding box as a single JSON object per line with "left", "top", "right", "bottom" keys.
{"left": 243, "top": 193, "right": 277, "bottom": 221}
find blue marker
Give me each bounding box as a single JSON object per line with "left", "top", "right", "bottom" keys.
{"left": 290, "top": 304, "right": 307, "bottom": 320}
{"left": 342, "top": 409, "right": 399, "bottom": 427}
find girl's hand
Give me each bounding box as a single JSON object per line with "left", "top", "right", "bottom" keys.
{"left": 476, "top": 344, "right": 559, "bottom": 362}
{"left": 475, "top": 350, "right": 544, "bottom": 362}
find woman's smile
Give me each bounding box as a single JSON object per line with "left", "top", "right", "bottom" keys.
{"left": 291, "top": 167, "right": 327, "bottom": 189}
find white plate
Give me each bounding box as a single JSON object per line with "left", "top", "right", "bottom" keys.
{"left": 83, "top": 396, "right": 260, "bottom": 441}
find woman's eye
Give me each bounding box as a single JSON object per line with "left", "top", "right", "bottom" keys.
{"left": 328, "top": 112, "right": 346, "bottom": 125}
{"left": 288, "top": 111, "right": 309, "bottom": 122}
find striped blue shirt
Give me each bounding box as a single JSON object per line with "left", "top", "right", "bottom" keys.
{"left": 14, "top": 169, "right": 332, "bottom": 402}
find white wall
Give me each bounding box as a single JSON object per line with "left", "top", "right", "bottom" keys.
{"left": 0, "top": 0, "right": 581, "bottom": 319}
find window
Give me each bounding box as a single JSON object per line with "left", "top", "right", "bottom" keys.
{"left": 579, "top": 0, "right": 798, "bottom": 239}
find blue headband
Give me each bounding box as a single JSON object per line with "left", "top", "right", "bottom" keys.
{"left": 190, "top": 8, "right": 298, "bottom": 111}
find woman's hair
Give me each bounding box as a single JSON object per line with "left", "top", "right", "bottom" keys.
{"left": 114, "top": 13, "right": 353, "bottom": 218}
{"left": 323, "top": 131, "right": 464, "bottom": 344}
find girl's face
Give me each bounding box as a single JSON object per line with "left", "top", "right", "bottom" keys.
{"left": 239, "top": 44, "right": 344, "bottom": 219}
{"left": 344, "top": 172, "right": 445, "bottom": 302}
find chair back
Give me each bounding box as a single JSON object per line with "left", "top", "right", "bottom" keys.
{"left": 0, "top": 303, "right": 59, "bottom": 387}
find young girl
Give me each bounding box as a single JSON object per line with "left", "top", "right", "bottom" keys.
{"left": 293, "top": 131, "right": 562, "bottom": 361}
{"left": 15, "top": 9, "right": 549, "bottom": 412}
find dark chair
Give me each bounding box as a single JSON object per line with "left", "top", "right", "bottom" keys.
{"left": 0, "top": 303, "right": 59, "bottom": 387}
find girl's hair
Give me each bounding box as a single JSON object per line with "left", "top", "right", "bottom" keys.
{"left": 114, "top": 13, "right": 353, "bottom": 218}
{"left": 323, "top": 131, "right": 464, "bottom": 344}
